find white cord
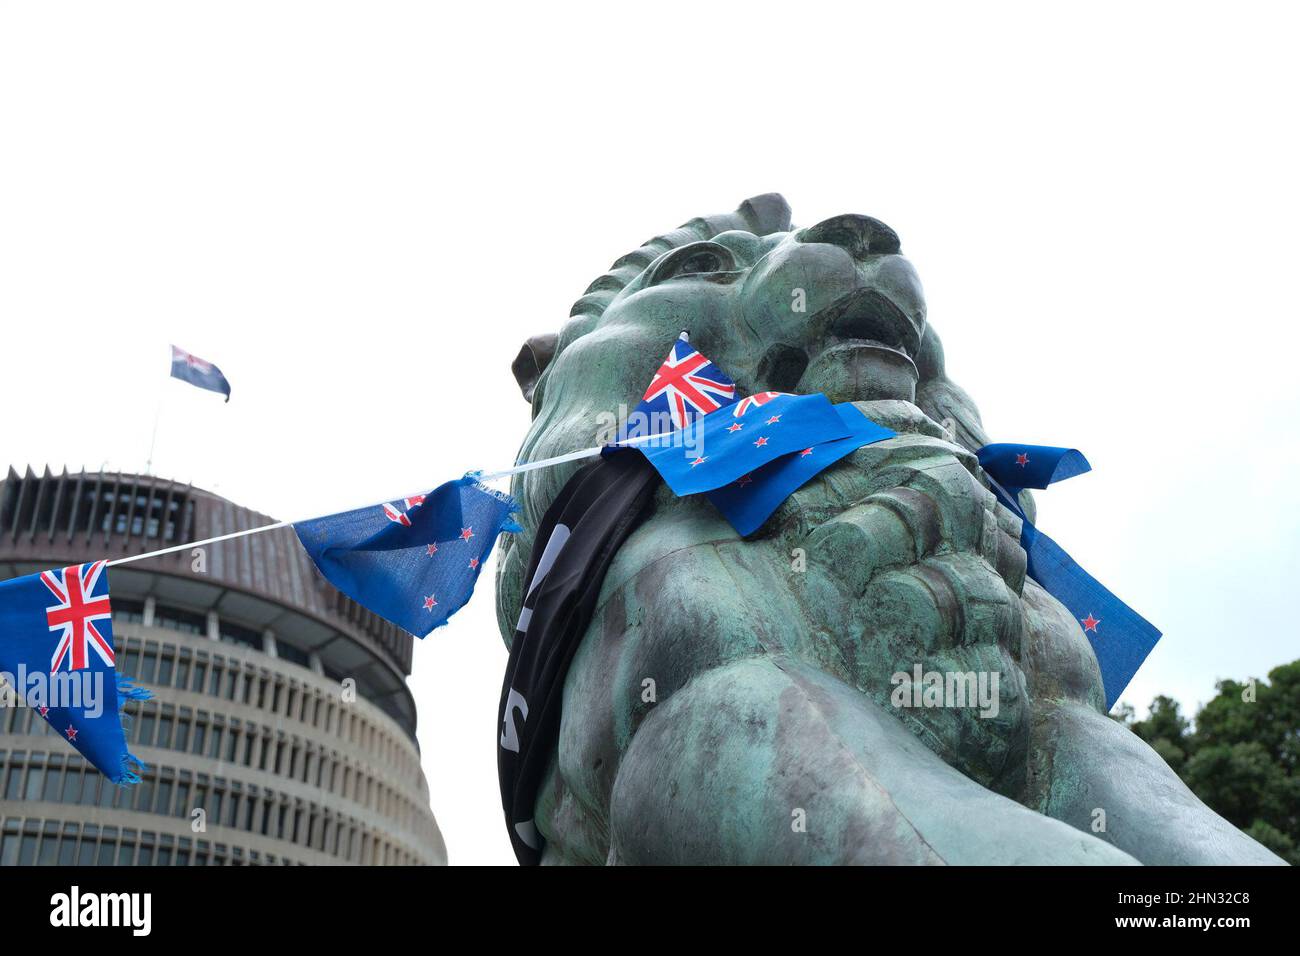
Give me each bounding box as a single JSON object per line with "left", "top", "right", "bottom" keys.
{"left": 106, "top": 433, "right": 663, "bottom": 568}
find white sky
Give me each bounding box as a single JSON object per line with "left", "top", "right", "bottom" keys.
{"left": 1, "top": 2, "right": 1296, "bottom": 865}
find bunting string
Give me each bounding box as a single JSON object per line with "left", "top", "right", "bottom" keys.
{"left": 104, "top": 431, "right": 666, "bottom": 569}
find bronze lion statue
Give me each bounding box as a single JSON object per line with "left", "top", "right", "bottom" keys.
{"left": 495, "top": 194, "right": 1282, "bottom": 865}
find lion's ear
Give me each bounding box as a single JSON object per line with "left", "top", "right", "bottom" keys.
{"left": 511, "top": 333, "right": 558, "bottom": 403}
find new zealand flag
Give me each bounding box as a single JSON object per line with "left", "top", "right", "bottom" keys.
{"left": 170, "top": 345, "right": 232, "bottom": 401}
{"left": 631, "top": 391, "right": 851, "bottom": 496}
{"left": 978, "top": 443, "right": 1162, "bottom": 709}
{"left": 707, "top": 403, "right": 896, "bottom": 535}
{"left": 0, "top": 561, "right": 150, "bottom": 782}
{"left": 294, "top": 476, "right": 520, "bottom": 638}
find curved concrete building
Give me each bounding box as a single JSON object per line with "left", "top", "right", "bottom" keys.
{"left": 0, "top": 466, "right": 446, "bottom": 866}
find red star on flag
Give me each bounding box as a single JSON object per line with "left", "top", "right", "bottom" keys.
{"left": 468, "top": 557, "right": 480, "bottom": 570}
{"left": 65, "top": 725, "right": 78, "bottom": 740}
{"left": 423, "top": 594, "right": 438, "bottom": 611}
{"left": 1015, "top": 452, "right": 1030, "bottom": 466}
{"left": 765, "top": 415, "right": 781, "bottom": 425}
{"left": 690, "top": 456, "right": 707, "bottom": 467}
{"left": 799, "top": 447, "right": 814, "bottom": 457}
{"left": 1081, "top": 613, "right": 1100, "bottom": 633}
{"left": 754, "top": 436, "right": 769, "bottom": 448}
{"left": 426, "top": 543, "right": 438, "bottom": 556}
{"left": 460, "top": 527, "right": 474, "bottom": 542}
{"left": 38, "top": 705, "right": 50, "bottom": 717}
{"left": 727, "top": 423, "right": 743, "bottom": 433}
{"left": 736, "top": 474, "right": 753, "bottom": 487}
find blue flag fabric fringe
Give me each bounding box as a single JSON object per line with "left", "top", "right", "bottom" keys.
{"left": 977, "top": 443, "right": 1161, "bottom": 709}
{"left": 294, "top": 475, "right": 521, "bottom": 639}
{"left": 0, "top": 561, "right": 150, "bottom": 784}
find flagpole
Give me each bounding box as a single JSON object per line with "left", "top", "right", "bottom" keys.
{"left": 144, "top": 400, "right": 163, "bottom": 476}
{"left": 144, "top": 349, "right": 169, "bottom": 476}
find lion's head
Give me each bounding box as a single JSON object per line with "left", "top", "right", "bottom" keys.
{"left": 496, "top": 194, "right": 1003, "bottom": 640}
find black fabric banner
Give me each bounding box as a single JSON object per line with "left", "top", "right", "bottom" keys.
{"left": 496, "top": 451, "right": 659, "bottom": 865}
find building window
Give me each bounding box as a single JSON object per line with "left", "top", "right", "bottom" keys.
{"left": 137, "top": 710, "right": 156, "bottom": 747}
{"left": 138, "top": 645, "right": 159, "bottom": 683}
{"left": 138, "top": 835, "right": 155, "bottom": 866}
{"left": 61, "top": 762, "right": 82, "bottom": 803}
{"left": 276, "top": 641, "right": 310, "bottom": 669}
{"left": 155, "top": 605, "right": 206, "bottom": 635}
{"left": 42, "top": 757, "right": 63, "bottom": 802}
{"left": 191, "top": 658, "right": 208, "bottom": 693}
{"left": 219, "top": 622, "right": 263, "bottom": 652}
{"left": 112, "top": 598, "right": 145, "bottom": 624}
{"left": 58, "top": 823, "right": 79, "bottom": 865}
{"left": 3, "top": 752, "right": 25, "bottom": 800}
{"left": 23, "top": 759, "right": 45, "bottom": 802}
{"left": 157, "top": 654, "right": 174, "bottom": 688}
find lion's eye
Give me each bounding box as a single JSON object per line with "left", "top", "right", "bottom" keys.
{"left": 647, "top": 241, "right": 738, "bottom": 285}
{"left": 675, "top": 250, "right": 724, "bottom": 274}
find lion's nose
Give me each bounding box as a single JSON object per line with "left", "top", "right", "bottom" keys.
{"left": 797, "top": 214, "right": 901, "bottom": 258}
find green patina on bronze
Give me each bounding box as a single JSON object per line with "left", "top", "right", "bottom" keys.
{"left": 495, "top": 194, "right": 1283, "bottom": 865}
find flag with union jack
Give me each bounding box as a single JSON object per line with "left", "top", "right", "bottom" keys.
{"left": 0, "top": 561, "right": 151, "bottom": 782}
{"left": 44, "top": 560, "right": 115, "bottom": 672}
{"left": 171, "top": 344, "right": 232, "bottom": 401}
{"left": 635, "top": 391, "right": 851, "bottom": 496}
{"left": 610, "top": 334, "right": 852, "bottom": 495}
{"left": 620, "top": 332, "right": 737, "bottom": 439}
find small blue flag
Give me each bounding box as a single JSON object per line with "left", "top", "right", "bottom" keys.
{"left": 619, "top": 331, "right": 737, "bottom": 440}
{"left": 977, "top": 443, "right": 1161, "bottom": 709}
{"left": 171, "top": 344, "right": 232, "bottom": 402}
{"left": 630, "top": 391, "right": 851, "bottom": 496}
{"left": 294, "top": 476, "right": 520, "bottom": 638}
{"left": 0, "top": 561, "right": 150, "bottom": 782}
{"left": 977, "top": 443, "right": 1090, "bottom": 491}
{"left": 707, "top": 403, "right": 896, "bottom": 535}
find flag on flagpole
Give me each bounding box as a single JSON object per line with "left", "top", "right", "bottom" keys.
{"left": 976, "top": 443, "right": 1161, "bottom": 709}
{"left": 0, "top": 561, "right": 150, "bottom": 782}
{"left": 293, "top": 475, "right": 521, "bottom": 638}
{"left": 170, "top": 344, "right": 231, "bottom": 401}
{"left": 707, "top": 403, "right": 896, "bottom": 535}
